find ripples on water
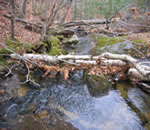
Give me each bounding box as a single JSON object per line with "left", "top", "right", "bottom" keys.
{"left": 1, "top": 70, "right": 149, "bottom": 130}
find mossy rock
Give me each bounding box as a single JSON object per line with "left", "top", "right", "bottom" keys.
{"left": 90, "top": 35, "right": 123, "bottom": 55}
{"left": 47, "top": 35, "right": 67, "bottom": 56}
{"left": 33, "top": 41, "right": 51, "bottom": 53}
{"left": 85, "top": 74, "right": 111, "bottom": 97}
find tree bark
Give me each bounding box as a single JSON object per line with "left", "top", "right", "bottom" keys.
{"left": 11, "top": 0, "right": 15, "bottom": 40}
{"left": 22, "top": 0, "right": 27, "bottom": 17}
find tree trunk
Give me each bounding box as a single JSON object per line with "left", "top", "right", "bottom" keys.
{"left": 11, "top": 0, "right": 15, "bottom": 40}
{"left": 22, "top": 0, "right": 27, "bottom": 17}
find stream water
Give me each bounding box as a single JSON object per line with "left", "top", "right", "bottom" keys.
{"left": 0, "top": 35, "right": 150, "bottom": 130}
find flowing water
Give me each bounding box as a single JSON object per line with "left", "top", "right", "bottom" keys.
{"left": 0, "top": 36, "right": 150, "bottom": 130}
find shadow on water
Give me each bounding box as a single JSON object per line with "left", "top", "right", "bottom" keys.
{"left": 1, "top": 70, "right": 150, "bottom": 130}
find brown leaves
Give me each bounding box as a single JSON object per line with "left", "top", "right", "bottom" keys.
{"left": 0, "top": 89, "right": 5, "bottom": 94}
{"left": 37, "top": 60, "right": 128, "bottom": 81}
{"left": 40, "top": 64, "right": 60, "bottom": 78}
{"left": 39, "top": 63, "right": 79, "bottom": 80}
{"left": 63, "top": 68, "right": 69, "bottom": 80}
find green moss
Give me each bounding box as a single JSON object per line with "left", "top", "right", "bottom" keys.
{"left": 47, "top": 36, "right": 61, "bottom": 55}
{"left": 0, "top": 59, "right": 8, "bottom": 71}
{"left": 46, "top": 35, "right": 67, "bottom": 56}
{"left": 116, "top": 82, "right": 130, "bottom": 99}
{"left": 132, "top": 39, "right": 146, "bottom": 45}
{"left": 48, "top": 46, "right": 62, "bottom": 56}
{"left": 56, "top": 35, "right": 64, "bottom": 40}
{"left": 48, "top": 36, "right": 59, "bottom": 46}
{"left": 23, "top": 43, "right": 35, "bottom": 52}
{"left": 0, "top": 39, "right": 34, "bottom": 54}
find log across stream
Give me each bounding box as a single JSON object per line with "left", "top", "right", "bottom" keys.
{"left": 10, "top": 52, "right": 150, "bottom": 82}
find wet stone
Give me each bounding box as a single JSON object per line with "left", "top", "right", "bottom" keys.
{"left": 86, "top": 74, "right": 112, "bottom": 97}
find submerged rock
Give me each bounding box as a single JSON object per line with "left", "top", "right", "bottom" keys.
{"left": 85, "top": 74, "right": 112, "bottom": 97}
{"left": 17, "top": 86, "right": 29, "bottom": 97}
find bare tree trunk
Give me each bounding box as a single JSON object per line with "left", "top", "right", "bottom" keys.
{"left": 74, "top": 0, "right": 77, "bottom": 21}
{"left": 22, "top": 0, "right": 27, "bottom": 17}
{"left": 11, "top": 0, "right": 15, "bottom": 40}
{"left": 41, "top": 23, "right": 46, "bottom": 41}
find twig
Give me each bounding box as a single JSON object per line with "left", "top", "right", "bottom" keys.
{"left": 20, "top": 61, "right": 40, "bottom": 87}
{"left": 132, "top": 47, "right": 147, "bottom": 61}
{"left": 5, "top": 64, "right": 18, "bottom": 77}
{"left": 0, "top": 42, "right": 40, "bottom": 86}
{"left": 114, "top": 37, "right": 147, "bottom": 61}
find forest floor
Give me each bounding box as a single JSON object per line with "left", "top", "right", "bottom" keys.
{"left": 0, "top": 9, "right": 41, "bottom": 45}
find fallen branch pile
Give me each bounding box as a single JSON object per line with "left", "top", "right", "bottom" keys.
{"left": 10, "top": 52, "right": 150, "bottom": 82}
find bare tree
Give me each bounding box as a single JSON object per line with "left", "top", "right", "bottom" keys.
{"left": 30, "top": 0, "right": 71, "bottom": 40}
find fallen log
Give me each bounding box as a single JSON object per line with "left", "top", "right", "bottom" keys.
{"left": 102, "top": 52, "right": 150, "bottom": 80}
{"left": 62, "top": 19, "right": 112, "bottom": 27}
{"left": 4, "top": 14, "right": 42, "bottom": 28}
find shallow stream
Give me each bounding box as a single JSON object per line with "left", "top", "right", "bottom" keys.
{"left": 0, "top": 35, "right": 150, "bottom": 130}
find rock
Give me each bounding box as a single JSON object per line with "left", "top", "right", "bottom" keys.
{"left": 85, "top": 74, "right": 112, "bottom": 97}
{"left": 63, "top": 35, "right": 79, "bottom": 44}
{"left": 93, "top": 40, "right": 133, "bottom": 55}
{"left": 9, "top": 114, "right": 46, "bottom": 130}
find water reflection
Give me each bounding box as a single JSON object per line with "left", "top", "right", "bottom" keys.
{"left": 0, "top": 71, "right": 147, "bottom": 130}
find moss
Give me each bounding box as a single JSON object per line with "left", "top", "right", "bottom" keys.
{"left": 0, "top": 39, "right": 34, "bottom": 54}
{"left": 0, "top": 59, "right": 8, "bottom": 71}
{"left": 47, "top": 36, "right": 67, "bottom": 56}
{"left": 57, "top": 35, "right": 64, "bottom": 41}
{"left": 23, "top": 43, "right": 35, "bottom": 52}
{"left": 48, "top": 36, "right": 59, "bottom": 46}
{"left": 116, "top": 82, "right": 131, "bottom": 100}
{"left": 132, "top": 39, "right": 146, "bottom": 45}
{"left": 91, "top": 35, "right": 123, "bottom": 54}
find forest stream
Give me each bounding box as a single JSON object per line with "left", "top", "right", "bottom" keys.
{"left": 1, "top": 35, "right": 150, "bottom": 130}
